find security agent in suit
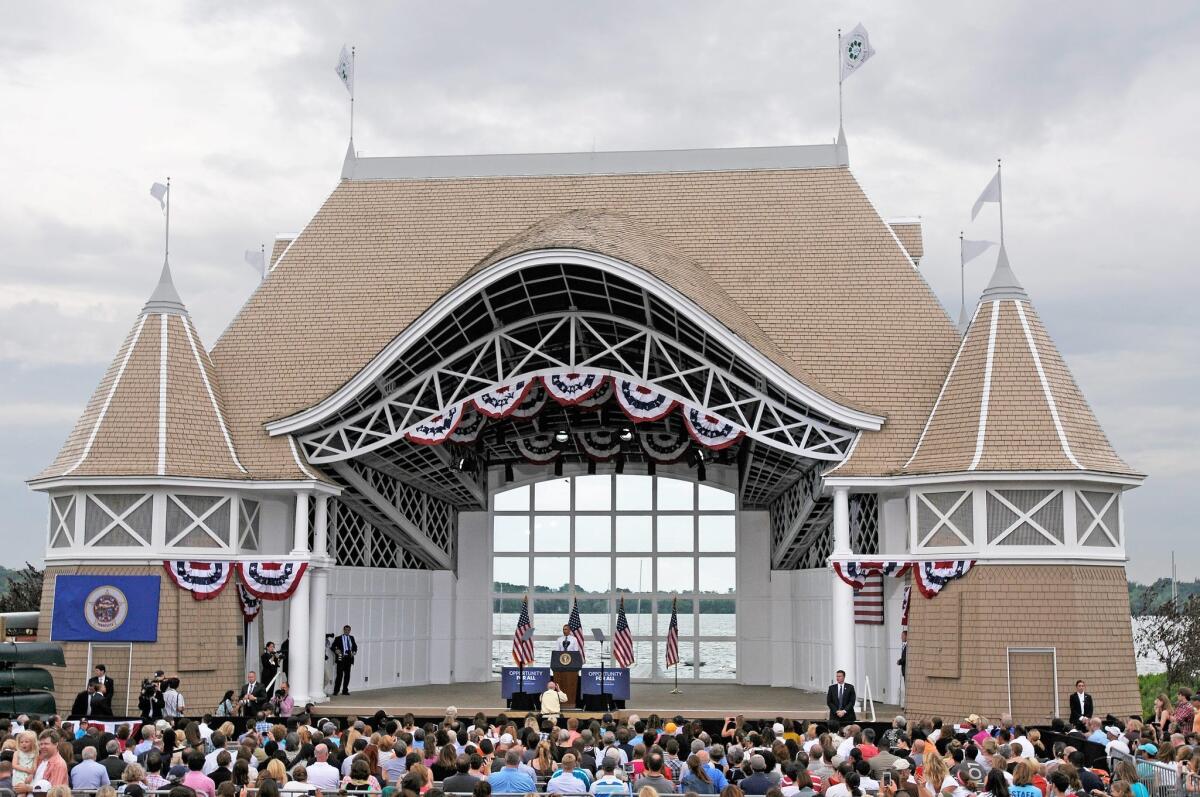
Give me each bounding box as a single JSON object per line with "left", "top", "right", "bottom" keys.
{"left": 826, "top": 669, "right": 857, "bottom": 722}
{"left": 87, "top": 665, "right": 116, "bottom": 714}
{"left": 1068, "top": 679, "right": 1095, "bottom": 729}
{"left": 331, "top": 624, "right": 358, "bottom": 696}
{"left": 238, "top": 671, "right": 266, "bottom": 716}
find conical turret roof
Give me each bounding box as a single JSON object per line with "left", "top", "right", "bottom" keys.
{"left": 904, "top": 249, "right": 1137, "bottom": 476}
{"left": 36, "top": 264, "right": 247, "bottom": 480}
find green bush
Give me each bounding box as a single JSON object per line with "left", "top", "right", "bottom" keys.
{"left": 1138, "top": 672, "right": 1169, "bottom": 718}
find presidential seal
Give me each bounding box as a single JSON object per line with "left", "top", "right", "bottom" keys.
{"left": 84, "top": 585, "right": 128, "bottom": 633}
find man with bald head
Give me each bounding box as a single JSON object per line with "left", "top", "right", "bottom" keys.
{"left": 306, "top": 743, "right": 341, "bottom": 791}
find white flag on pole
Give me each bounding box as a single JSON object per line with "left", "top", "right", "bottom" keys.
{"left": 244, "top": 250, "right": 265, "bottom": 271}
{"left": 962, "top": 239, "right": 997, "bottom": 264}
{"left": 840, "top": 23, "right": 875, "bottom": 82}
{"left": 335, "top": 45, "right": 353, "bottom": 95}
{"left": 150, "top": 182, "right": 169, "bottom": 211}
{"left": 971, "top": 171, "right": 1001, "bottom": 220}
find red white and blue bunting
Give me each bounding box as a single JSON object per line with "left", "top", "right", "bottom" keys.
{"left": 162, "top": 560, "right": 233, "bottom": 600}
{"left": 639, "top": 429, "right": 691, "bottom": 464}
{"left": 576, "top": 429, "right": 623, "bottom": 461}
{"left": 901, "top": 584, "right": 911, "bottom": 626}
{"left": 238, "top": 582, "right": 261, "bottom": 622}
{"left": 447, "top": 405, "right": 484, "bottom": 444}
{"left": 406, "top": 404, "right": 465, "bottom": 445}
{"left": 614, "top": 379, "right": 676, "bottom": 422}
{"left": 474, "top": 380, "right": 535, "bottom": 419}
{"left": 516, "top": 432, "right": 560, "bottom": 463}
{"left": 237, "top": 561, "right": 308, "bottom": 601}
{"left": 913, "top": 559, "right": 976, "bottom": 598}
{"left": 832, "top": 560, "right": 912, "bottom": 589}
{"left": 682, "top": 407, "right": 744, "bottom": 450}
{"left": 576, "top": 378, "right": 613, "bottom": 410}
{"left": 510, "top": 379, "right": 548, "bottom": 418}
{"left": 544, "top": 372, "right": 608, "bottom": 406}
{"left": 831, "top": 559, "right": 974, "bottom": 600}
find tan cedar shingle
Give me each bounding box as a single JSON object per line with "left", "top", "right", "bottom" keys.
{"left": 37, "top": 310, "right": 247, "bottom": 481}
{"left": 888, "top": 221, "right": 923, "bottom": 262}
{"left": 207, "top": 166, "right": 960, "bottom": 480}
{"left": 904, "top": 299, "right": 1136, "bottom": 476}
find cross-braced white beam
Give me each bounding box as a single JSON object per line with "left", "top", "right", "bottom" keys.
{"left": 297, "top": 311, "right": 857, "bottom": 464}
{"left": 332, "top": 461, "right": 453, "bottom": 569}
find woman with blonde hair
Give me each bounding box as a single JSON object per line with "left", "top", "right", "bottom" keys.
{"left": 531, "top": 740, "right": 554, "bottom": 776}
{"left": 1027, "top": 729, "right": 1045, "bottom": 757}
{"left": 920, "top": 752, "right": 953, "bottom": 797}
{"left": 264, "top": 757, "right": 288, "bottom": 783}
{"left": 121, "top": 763, "right": 148, "bottom": 789}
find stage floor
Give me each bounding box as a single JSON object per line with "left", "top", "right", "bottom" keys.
{"left": 314, "top": 681, "right": 900, "bottom": 721}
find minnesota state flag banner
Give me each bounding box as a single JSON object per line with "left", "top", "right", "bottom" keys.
{"left": 51, "top": 575, "right": 160, "bottom": 642}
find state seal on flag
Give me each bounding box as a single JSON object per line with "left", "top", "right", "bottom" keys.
{"left": 84, "top": 585, "right": 128, "bottom": 633}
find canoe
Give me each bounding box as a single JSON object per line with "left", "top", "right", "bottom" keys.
{"left": 0, "top": 691, "right": 56, "bottom": 716}
{"left": 0, "top": 668, "right": 54, "bottom": 691}
{"left": 0, "top": 643, "right": 65, "bottom": 667}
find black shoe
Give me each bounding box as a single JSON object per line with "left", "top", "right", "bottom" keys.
{"left": 342, "top": 690, "right": 350, "bottom": 695}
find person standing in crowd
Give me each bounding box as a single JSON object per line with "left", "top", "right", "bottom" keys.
{"left": 88, "top": 665, "right": 115, "bottom": 715}
{"left": 331, "top": 625, "right": 358, "bottom": 696}
{"left": 1068, "top": 680, "right": 1094, "bottom": 730}
{"left": 541, "top": 680, "right": 569, "bottom": 725}
{"left": 162, "top": 677, "right": 186, "bottom": 719}
{"left": 70, "top": 748, "right": 110, "bottom": 791}
{"left": 827, "top": 670, "right": 857, "bottom": 722}
{"left": 1170, "top": 688, "right": 1195, "bottom": 734}
{"left": 238, "top": 672, "right": 265, "bottom": 716}
{"left": 260, "top": 642, "right": 281, "bottom": 694}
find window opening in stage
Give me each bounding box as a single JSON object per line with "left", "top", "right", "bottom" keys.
{"left": 490, "top": 474, "right": 736, "bottom": 681}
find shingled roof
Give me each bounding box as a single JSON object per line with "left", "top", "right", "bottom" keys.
{"left": 200, "top": 145, "right": 961, "bottom": 480}
{"left": 903, "top": 247, "right": 1137, "bottom": 476}
{"left": 36, "top": 262, "right": 248, "bottom": 481}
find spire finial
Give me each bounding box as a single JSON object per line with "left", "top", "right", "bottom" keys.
{"left": 979, "top": 244, "right": 1027, "bottom": 303}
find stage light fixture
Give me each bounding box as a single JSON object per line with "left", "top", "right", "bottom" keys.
{"left": 504, "top": 463, "right": 514, "bottom": 483}
{"left": 618, "top": 426, "right": 634, "bottom": 442}
{"left": 554, "top": 428, "right": 570, "bottom": 445}
{"left": 554, "top": 458, "right": 564, "bottom": 476}
{"left": 452, "top": 455, "right": 469, "bottom": 471}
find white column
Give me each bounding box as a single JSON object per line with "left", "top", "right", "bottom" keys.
{"left": 830, "top": 487, "right": 858, "bottom": 691}
{"left": 288, "top": 491, "right": 312, "bottom": 705}
{"left": 309, "top": 495, "right": 330, "bottom": 702}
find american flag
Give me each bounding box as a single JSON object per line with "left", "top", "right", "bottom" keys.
{"left": 568, "top": 597, "right": 587, "bottom": 663}
{"left": 854, "top": 573, "right": 884, "bottom": 625}
{"left": 512, "top": 595, "right": 535, "bottom": 665}
{"left": 613, "top": 597, "right": 635, "bottom": 668}
{"left": 665, "top": 596, "right": 680, "bottom": 668}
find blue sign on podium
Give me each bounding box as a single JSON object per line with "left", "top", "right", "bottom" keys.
{"left": 580, "top": 667, "right": 631, "bottom": 700}
{"left": 500, "top": 666, "right": 551, "bottom": 698}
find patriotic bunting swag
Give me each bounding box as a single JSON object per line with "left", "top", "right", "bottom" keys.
{"left": 576, "top": 378, "right": 613, "bottom": 410}
{"left": 510, "top": 380, "right": 547, "bottom": 418}
{"left": 576, "top": 429, "right": 622, "bottom": 461}
{"left": 913, "top": 559, "right": 976, "bottom": 598}
{"left": 901, "top": 584, "right": 911, "bottom": 627}
{"left": 238, "top": 582, "right": 261, "bottom": 622}
{"left": 406, "top": 404, "right": 464, "bottom": 445}
{"left": 831, "top": 559, "right": 974, "bottom": 600}
{"left": 474, "top": 380, "right": 534, "bottom": 418}
{"left": 237, "top": 561, "right": 308, "bottom": 600}
{"left": 614, "top": 379, "right": 676, "bottom": 422}
{"left": 639, "top": 429, "right": 691, "bottom": 463}
{"left": 447, "top": 406, "right": 484, "bottom": 443}
{"left": 682, "top": 407, "right": 744, "bottom": 450}
{"left": 544, "top": 371, "right": 608, "bottom": 405}
{"left": 162, "top": 560, "right": 232, "bottom": 600}
{"left": 517, "top": 432, "right": 560, "bottom": 463}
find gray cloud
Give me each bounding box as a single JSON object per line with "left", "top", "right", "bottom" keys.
{"left": 0, "top": 1, "right": 1194, "bottom": 579}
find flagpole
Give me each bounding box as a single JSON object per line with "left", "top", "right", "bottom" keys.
{"left": 959, "top": 231, "right": 965, "bottom": 324}
{"left": 996, "top": 159, "right": 1005, "bottom": 247}
{"left": 260, "top": 243, "right": 266, "bottom": 280}
{"left": 164, "top": 176, "right": 171, "bottom": 265}
{"left": 350, "top": 46, "right": 356, "bottom": 143}
{"left": 836, "top": 28, "right": 843, "bottom": 136}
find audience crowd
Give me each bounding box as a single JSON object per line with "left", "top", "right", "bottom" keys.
{"left": 0, "top": 688, "right": 1198, "bottom": 797}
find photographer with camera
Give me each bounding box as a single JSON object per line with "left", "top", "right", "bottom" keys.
{"left": 261, "top": 642, "right": 281, "bottom": 695}
{"left": 138, "top": 672, "right": 165, "bottom": 720}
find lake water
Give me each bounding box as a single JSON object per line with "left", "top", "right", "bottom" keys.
{"left": 491, "top": 615, "right": 1163, "bottom": 680}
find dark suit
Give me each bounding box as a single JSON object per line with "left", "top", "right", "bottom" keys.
{"left": 238, "top": 681, "right": 266, "bottom": 716}
{"left": 898, "top": 643, "right": 907, "bottom": 677}
{"left": 1068, "top": 691, "right": 1094, "bottom": 728}
{"left": 331, "top": 633, "right": 357, "bottom": 695}
{"left": 101, "top": 753, "right": 127, "bottom": 780}
{"left": 88, "top": 675, "right": 116, "bottom": 713}
{"left": 826, "top": 681, "right": 857, "bottom": 722}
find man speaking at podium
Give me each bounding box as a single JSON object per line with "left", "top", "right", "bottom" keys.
{"left": 556, "top": 624, "right": 581, "bottom": 652}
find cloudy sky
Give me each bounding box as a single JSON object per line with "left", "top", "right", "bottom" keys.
{"left": 2, "top": 2, "right": 1195, "bottom": 582}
